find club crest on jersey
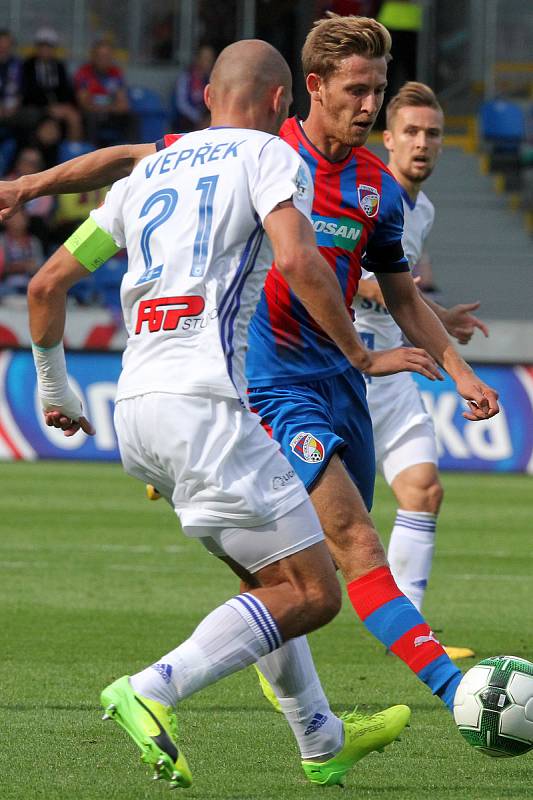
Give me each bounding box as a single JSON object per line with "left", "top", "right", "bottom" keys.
{"left": 295, "top": 164, "right": 310, "bottom": 200}
{"left": 357, "top": 184, "right": 380, "bottom": 218}
{"left": 289, "top": 432, "right": 325, "bottom": 464}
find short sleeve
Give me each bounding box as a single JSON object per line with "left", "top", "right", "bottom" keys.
{"left": 251, "top": 138, "right": 313, "bottom": 224}
{"left": 90, "top": 177, "right": 129, "bottom": 249}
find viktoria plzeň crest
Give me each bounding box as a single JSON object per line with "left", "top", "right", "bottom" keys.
{"left": 289, "top": 432, "right": 325, "bottom": 463}
{"left": 357, "top": 184, "right": 380, "bottom": 218}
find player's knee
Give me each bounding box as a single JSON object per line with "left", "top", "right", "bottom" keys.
{"left": 295, "top": 575, "right": 342, "bottom": 629}
{"left": 421, "top": 479, "right": 443, "bottom": 514}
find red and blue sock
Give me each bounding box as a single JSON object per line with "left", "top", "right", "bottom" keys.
{"left": 347, "top": 565, "right": 461, "bottom": 711}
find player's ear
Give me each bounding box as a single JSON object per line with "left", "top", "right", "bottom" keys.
{"left": 272, "top": 84, "right": 284, "bottom": 114}
{"left": 383, "top": 128, "right": 394, "bottom": 153}
{"left": 204, "top": 84, "right": 212, "bottom": 111}
{"left": 306, "top": 73, "right": 322, "bottom": 103}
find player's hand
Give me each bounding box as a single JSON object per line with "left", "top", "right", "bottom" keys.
{"left": 363, "top": 347, "right": 444, "bottom": 380}
{"left": 455, "top": 374, "right": 499, "bottom": 421}
{"left": 40, "top": 384, "right": 96, "bottom": 437}
{"left": 442, "top": 302, "right": 489, "bottom": 345}
{"left": 362, "top": 281, "right": 386, "bottom": 306}
{"left": 0, "top": 179, "right": 24, "bottom": 221}
{"left": 44, "top": 409, "right": 96, "bottom": 437}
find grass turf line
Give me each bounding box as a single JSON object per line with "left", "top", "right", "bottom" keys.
{"left": 1, "top": 462, "right": 532, "bottom": 799}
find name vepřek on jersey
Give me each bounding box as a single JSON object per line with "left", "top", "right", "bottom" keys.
{"left": 312, "top": 215, "right": 363, "bottom": 252}
{"left": 145, "top": 140, "right": 247, "bottom": 178}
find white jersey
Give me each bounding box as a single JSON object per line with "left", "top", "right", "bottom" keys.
{"left": 91, "top": 128, "right": 313, "bottom": 404}
{"left": 354, "top": 189, "right": 434, "bottom": 351}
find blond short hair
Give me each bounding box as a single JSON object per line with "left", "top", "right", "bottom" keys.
{"left": 302, "top": 13, "right": 392, "bottom": 81}
{"left": 386, "top": 82, "right": 443, "bottom": 129}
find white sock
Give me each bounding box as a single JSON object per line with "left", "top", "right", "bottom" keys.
{"left": 256, "top": 636, "right": 343, "bottom": 760}
{"left": 131, "top": 593, "right": 282, "bottom": 706}
{"left": 387, "top": 510, "right": 437, "bottom": 612}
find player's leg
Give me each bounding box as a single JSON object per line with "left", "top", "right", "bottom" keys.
{"left": 380, "top": 416, "right": 443, "bottom": 612}
{"left": 312, "top": 453, "right": 461, "bottom": 708}
{"left": 101, "top": 534, "right": 337, "bottom": 788}
{"left": 383, "top": 429, "right": 474, "bottom": 658}
{"left": 104, "top": 394, "right": 339, "bottom": 784}
{"left": 388, "top": 462, "right": 442, "bottom": 610}
{"left": 221, "top": 525, "right": 410, "bottom": 787}
{"left": 249, "top": 375, "right": 462, "bottom": 710}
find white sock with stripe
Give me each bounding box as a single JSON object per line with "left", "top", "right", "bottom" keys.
{"left": 130, "top": 593, "right": 281, "bottom": 707}
{"left": 257, "top": 636, "right": 343, "bottom": 760}
{"left": 387, "top": 510, "right": 437, "bottom": 612}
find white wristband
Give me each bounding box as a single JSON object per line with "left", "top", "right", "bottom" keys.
{"left": 31, "top": 342, "right": 83, "bottom": 420}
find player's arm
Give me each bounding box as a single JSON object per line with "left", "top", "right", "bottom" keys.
{"left": 375, "top": 270, "right": 499, "bottom": 420}
{"left": 0, "top": 143, "right": 155, "bottom": 221}
{"left": 422, "top": 294, "right": 489, "bottom": 345}
{"left": 28, "top": 188, "right": 125, "bottom": 437}
{"left": 264, "top": 203, "right": 441, "bottom": 381}
{"left": 360, "top": 276, "right": 489, "bottom": 344}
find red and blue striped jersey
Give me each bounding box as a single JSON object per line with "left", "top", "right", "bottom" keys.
{"left": 247, "top": 117, "right": 408, "bottom": 386}
{"left": 157, "top": 121, "right": 408, "bottom": 386}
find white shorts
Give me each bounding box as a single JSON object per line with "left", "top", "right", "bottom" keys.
{"left": 189, "top": 499, "right": 324, "bottom": 573}
{"left": 366, "top": 373, "right": 438, "bottom": 485}
{"left": 114, "top": 392, "right": 312, "bottom": 531}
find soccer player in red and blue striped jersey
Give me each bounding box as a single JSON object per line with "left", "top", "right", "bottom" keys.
{"left": 244, "top": 14, "right": 498, "bottom": 714}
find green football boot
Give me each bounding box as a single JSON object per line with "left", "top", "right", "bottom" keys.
{"left": 101, "top": 675, "right": 192, "bottom": 789}
{"left": 301, "top": 705, "right": 411, "bottom": 787}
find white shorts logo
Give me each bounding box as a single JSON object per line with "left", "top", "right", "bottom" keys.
{"left": 290, "top": 432, "right": 325, "bottom": 464}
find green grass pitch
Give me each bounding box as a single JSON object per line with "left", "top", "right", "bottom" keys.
{"left": 1, "top": 461, "right": 532, "bottom": 799}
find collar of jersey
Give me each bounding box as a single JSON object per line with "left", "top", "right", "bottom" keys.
{"left": 399, "top": 184, "right": 417, "bottom": 210}
{"left": 294, "top": 117, "right": 354, "bottom": 168}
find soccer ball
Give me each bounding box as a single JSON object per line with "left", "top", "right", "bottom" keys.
{"left": 453, "top": 655, "right": 533, "bottom": 757}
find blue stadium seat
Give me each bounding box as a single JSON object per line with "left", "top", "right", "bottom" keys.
{"left": 58, "top": 140, "right": 95, "bottom": 163}
{"left": 480, "top": 100, "right": 525, "bottom": 148}
{"left": 129, "top": 86, "right": 169, "bottom": 142}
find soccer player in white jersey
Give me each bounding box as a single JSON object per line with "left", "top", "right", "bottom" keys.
{"left": 27, "top": 40, "right": 412, "bottom": 789}
{"left": 354, "top": 82, "right": 489, "bottom": 656}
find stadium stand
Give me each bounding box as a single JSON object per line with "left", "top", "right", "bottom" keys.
{"left": 128, "top": 86, "right": 168, "bottom": 142}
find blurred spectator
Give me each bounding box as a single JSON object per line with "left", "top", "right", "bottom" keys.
{"left": 22, "top": 27, "right": 83, "bottom": 141}
{"left": 0, "top": 208, "right": 43, "bottom": 299}
{"left": 51, "top": 186, "right": 108, "bottom": 246}
{"left": 5, "top": 147, "right": 55, "bottom": 247}
{"left": 29, "top": 116, "right": 63, "bottom": 169}
{"left": 0, "top": 29, "right": 23, "bottom": 143}
{"left": 378, "top": 1, "right": 422, "bottom": 111}
{"left": 74, "top": 40, "right": 136, "bottom": 146}
{"left": 172, "top": 44, "right": 215, "bottom": 132}
{"left": 150, "top": 13, "right": 174, "bottom": 61}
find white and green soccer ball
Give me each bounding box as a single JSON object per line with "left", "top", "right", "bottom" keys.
{"left": 453, "top": 655, "right": 533, "bottom": 757}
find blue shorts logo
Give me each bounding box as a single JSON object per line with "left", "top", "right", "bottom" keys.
{"left": 290, "top": 432, "right": 325, "bottom": 463}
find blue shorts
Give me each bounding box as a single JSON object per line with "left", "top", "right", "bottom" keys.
{"left": 248, "top": 367, "right": 375, "bottom": 510}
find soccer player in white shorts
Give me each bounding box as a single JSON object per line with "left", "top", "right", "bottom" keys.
{"left": 354, "top": 83, "right": 489, "bottom": 656}
{"left": 27, "top": 40, "right": 410, "bottom": 789}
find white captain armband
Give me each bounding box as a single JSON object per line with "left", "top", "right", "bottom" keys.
{"left": 64, "top": 217, "right": 120, "bottom": 272}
